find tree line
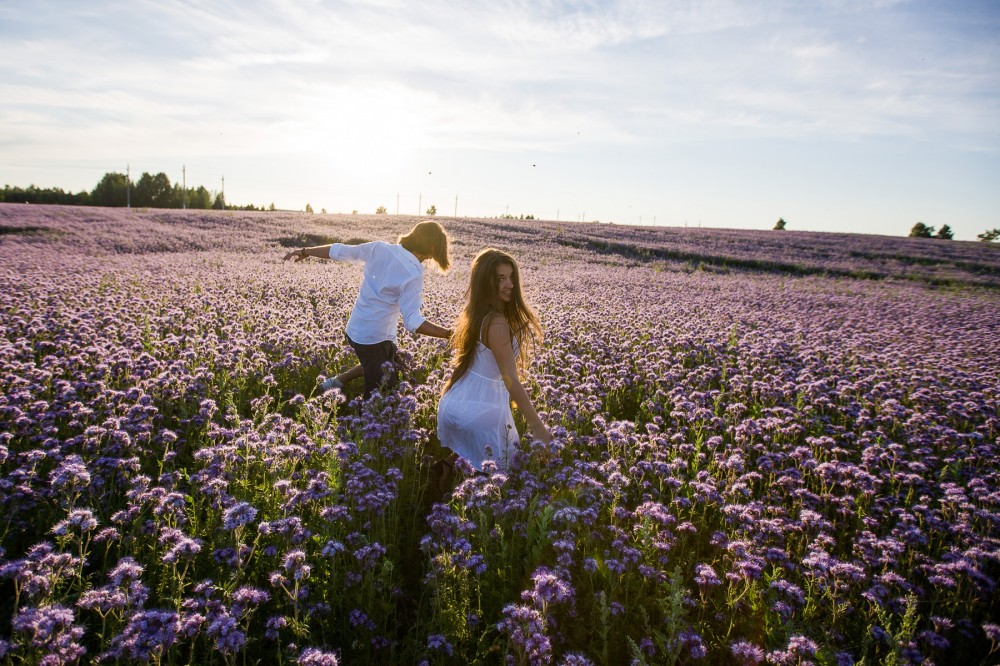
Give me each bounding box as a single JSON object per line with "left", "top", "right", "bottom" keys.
{"left": 908, "top": 221, "right": 1000, "bottom": 242}
{"left": 0, "top": 172, "right": 270, "bottom": 211}
{"left": 3, "top": 176, "right": 999, "bottom": 242}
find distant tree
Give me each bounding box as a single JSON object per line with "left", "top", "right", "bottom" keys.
{"left": 976, "top": 228, "right": 999, "bottom": 243}
{"left": 909, "top": 222, "right": 934, "bottom": 238}
{"left": 212, "top": 193, "right": 226, "bottom": 210}
{"left": 187, "top": 186, "right": 212, "bottom": 209}
{"left": 934, "top": 224, "right": 954, "bottom": 240}
{"left": 90, "top": 172, "right": 131, "bottom": 207}
{"left": 375, "top": 206, "right": 387, "bottom": 214}
{"left": 268, "top": 203, "right": 276, "bottom": 211}
{"left": 1, "top": 184, "right": 89, "bottom": 205}
{"left": 774, "top": 218, "right": 787, "bottom": 230}
{"left": 426, "top": 205, "right": 437, "bottom": 216}
{"left": 305, "top": 203, "right": 314, "bottom": 213}
{"left": 134, "top": 172, "right": 172, "bottom": 208}
{"left": 321, "top": 208, "right": 327, "bottom": 214}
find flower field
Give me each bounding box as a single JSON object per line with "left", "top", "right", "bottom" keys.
{"left": 1, "top": 204, "right": 998, "bottom": 665}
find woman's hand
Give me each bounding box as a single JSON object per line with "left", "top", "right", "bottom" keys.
{"left": 532, "top": 424, "right": 553, "bottom": 444}
{"left": 530, "top": 427, "right": 554, "bottom": 466}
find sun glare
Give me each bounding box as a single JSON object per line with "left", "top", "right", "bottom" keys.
{"left": 309, "top": 85, "right": 428, "bottom": 188}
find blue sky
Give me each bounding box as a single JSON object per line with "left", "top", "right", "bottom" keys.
{"left": 2, "top": 0, "right": 998, "bottom": 239}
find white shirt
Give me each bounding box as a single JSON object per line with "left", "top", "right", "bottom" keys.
{"left": 328, "top": 241, "right": 427, "bottom": 345}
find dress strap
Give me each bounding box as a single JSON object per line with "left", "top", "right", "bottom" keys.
{"left": 480, "top": 311, "right": 507, "bottom": 346}
{"left": 479, "top": 314, "right": 493, "bottom": 345}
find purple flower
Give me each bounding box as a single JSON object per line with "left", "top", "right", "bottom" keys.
{"left": 427, "top": 633, "right": 454, "bottom": 656}
{"left": 207, "top": 612, "right": 246, "bottom": 653}
{"left": 11, "top": 603, "right": 86, "bottom": 663}
{"left": 77, "top": 587, "right": 128, "bottom": 614}
{"left": 49, "top": 455, "right": 90, "bottom": 490}
{"left": 233, "top": 586, "right": 270, "bottom": 610}
{"left": 163, "top": 536, "right": 202, "bottom": 564}
{"left": 321, "top": 540, "right": 346, "bottom": 557}
{"left": 298, "top": 646, "right": 339, "bottom": 665}
{"left": 521, "top": 566, "right": 575, "bottom": 609}
{"left": 104, "top": 609, "right": 180, "bottom": 661}
{"left": 766, "top": 635, "right": 819, "bottom": 665}
{"left": 282, "top": 549, "right": 311, "bottom": 580}
{"left": 108, "top": 557, "right": 143, "bottom": 587}
{"left": 222, "top": 501, "right": 258, "bottom": 530}
{"left": 694, "top": 563, "right": 721, "bottom": 588}
{"left": 349, "top": 609, "right": 376, "bottom": 631}
{"left": 265, "top": 615, "right": 289, "bottom": 640}
{"left": 179, "top": 612, "right": 206, "bottom": 638}
{"left": 731, "top": 640, "right": 765, "bottom": 666}
{"left": 833, "top": 652, "right": 855, "bottom": 666}
{"left": 498, "top": 604, "right": 551, "bottom": 665}
{"left": 93, "top": 527, "right": 120, "bottom": 543}
{"left": 677, "top": 629, "right": 706, "bottom": 659}
{"left": 50, "top": 509, "right": 99, "bottom": 536}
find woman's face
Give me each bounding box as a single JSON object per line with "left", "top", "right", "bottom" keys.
{"left": 494, "top": 262, "right": 515, "bottom": 304}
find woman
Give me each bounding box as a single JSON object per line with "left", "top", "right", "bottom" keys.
{"left": 434, "top": 248, "right": 552, "bottom": 486}
{"left": 284, "top": 220, "right": 453, "bottom": 399}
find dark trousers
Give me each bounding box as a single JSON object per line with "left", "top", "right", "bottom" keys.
{"left": 346, "top": 334, "right": 398, "bottom": 399}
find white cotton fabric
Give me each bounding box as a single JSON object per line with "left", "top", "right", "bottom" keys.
{"left": 438, "top": 333, "right": 520, "bottom": 471}
{"left": 328, "top": 241, "right": 426, "bottom": 345}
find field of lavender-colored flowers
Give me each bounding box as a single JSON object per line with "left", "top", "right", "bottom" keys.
{"left": 1, "top": 204, "right": 998, "bottom": 665}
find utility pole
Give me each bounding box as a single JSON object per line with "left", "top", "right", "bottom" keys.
{"left": 182, "top": 164, "right": 186, "bottom": 209}
{"left": 221, "top": 176, "right": 225, "bottom": 208}
{"left": 418, "top": 194, "right": 422, "bottom": 215}
{"left": 454, "top": 195, "right": 458, "bottom": 217}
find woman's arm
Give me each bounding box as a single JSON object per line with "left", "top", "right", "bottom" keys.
{"left": 485, "top": 317, "right": 552, "bottom": 443}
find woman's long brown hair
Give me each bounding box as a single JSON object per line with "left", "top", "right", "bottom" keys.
{"left": 443, "top": 248, "right": 542, "bottom": 393}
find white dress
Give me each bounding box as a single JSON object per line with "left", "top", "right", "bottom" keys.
{"left": 438, "top": 326, "right": 519, "bottom": 471}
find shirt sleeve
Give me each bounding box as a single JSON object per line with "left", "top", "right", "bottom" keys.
{"left": 398, "top": 273, "right": 427, "bottom": 334}
{"left": 328, "top": 242, "right": 372, "bottom": 263}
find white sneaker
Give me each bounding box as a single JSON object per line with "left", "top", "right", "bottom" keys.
{"left": 320, "top": 377, "right": 344, "bottom": 393}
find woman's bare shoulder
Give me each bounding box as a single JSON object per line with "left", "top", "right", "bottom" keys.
{"left": 484, "top": 310, "right": 509, "bottom": 327}
{"left": 482, "top": 311, "right": 511, "bottom": 347}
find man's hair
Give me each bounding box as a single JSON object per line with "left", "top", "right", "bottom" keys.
{"left": 399, "top": 220, "right": 450, "bottom": 271}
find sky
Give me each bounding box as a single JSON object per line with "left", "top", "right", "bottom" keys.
{"left": 1, "top": 0, "right": 998, "bottom": 240}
